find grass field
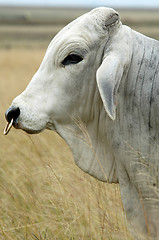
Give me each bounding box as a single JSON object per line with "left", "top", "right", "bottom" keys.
{"left": 0, "top": 6, "right": 159, "bottom": 240}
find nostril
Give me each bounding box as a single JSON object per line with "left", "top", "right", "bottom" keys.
{"left": 5, "top": 107, "right": 20, "bottom": 123}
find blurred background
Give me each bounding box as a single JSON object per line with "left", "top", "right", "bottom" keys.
{"left": 0, "top": 0, "right": 159, "bottom": 48}
{"left": 0, "top": 1, "right": 159, "bottom": 240}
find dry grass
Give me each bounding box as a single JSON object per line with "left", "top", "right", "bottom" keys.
{"left": 0, "top": 49, "right": 133, "bottom": 240}
{"left": 0, "top": 8, "right": 159, "bottom": 49}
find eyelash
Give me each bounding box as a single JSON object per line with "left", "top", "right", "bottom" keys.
{"left": 62, "top": 54, "right": 83, "bottom": 66}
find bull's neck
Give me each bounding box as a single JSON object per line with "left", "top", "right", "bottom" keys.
{"left": 113, "top": 29, "right": 159, "bottom": 158}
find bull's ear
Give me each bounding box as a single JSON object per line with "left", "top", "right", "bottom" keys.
{"left": 96, "top": 54, "right": 124, "bottom": 120}
{"left": 105, "top": 13, "right": 119, "bottom": 27}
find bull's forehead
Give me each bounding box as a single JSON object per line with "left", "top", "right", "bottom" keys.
{"left": 48, "top": 7, "right": 118, "bottom": 53}
{"left": 39, "top": 7, "right": 119, "bottom": 70}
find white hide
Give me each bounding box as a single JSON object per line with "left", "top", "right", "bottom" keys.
{"left": 8, "top": 7, "right": 159, "bottom": 240}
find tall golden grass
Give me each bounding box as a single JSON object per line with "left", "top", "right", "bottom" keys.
{"left": 0, "top": 49, "right": 133, "bottom": 239}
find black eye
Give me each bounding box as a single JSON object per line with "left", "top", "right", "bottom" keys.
{"left": 62, "top": 54, "right": 83, "bottom": 66}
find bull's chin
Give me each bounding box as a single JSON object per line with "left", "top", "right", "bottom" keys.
{"left": 23, "top": 128, "right": 43, "bottom": 134}
{"left": 14, "top": 122, "right": 44, "bottom": 134}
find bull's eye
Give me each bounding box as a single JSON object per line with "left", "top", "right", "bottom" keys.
{"left": 62, "top": 54, "right": 83, "bottom": 66}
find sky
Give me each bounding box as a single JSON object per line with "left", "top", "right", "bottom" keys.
{"left": 0, "top": 0, "right": 159, "bottom": 8}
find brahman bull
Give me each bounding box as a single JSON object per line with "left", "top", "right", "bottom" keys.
{"left": 4, "top": 7, "right": 159, "bottom": 240}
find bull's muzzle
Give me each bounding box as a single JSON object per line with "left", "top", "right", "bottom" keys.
{"left": 4, "top": 107, "right": 20, "bottom": 135}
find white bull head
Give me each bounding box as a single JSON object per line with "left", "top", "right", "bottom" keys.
{"left": 4, "top": 7, "right": 159, "bottom": 240}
